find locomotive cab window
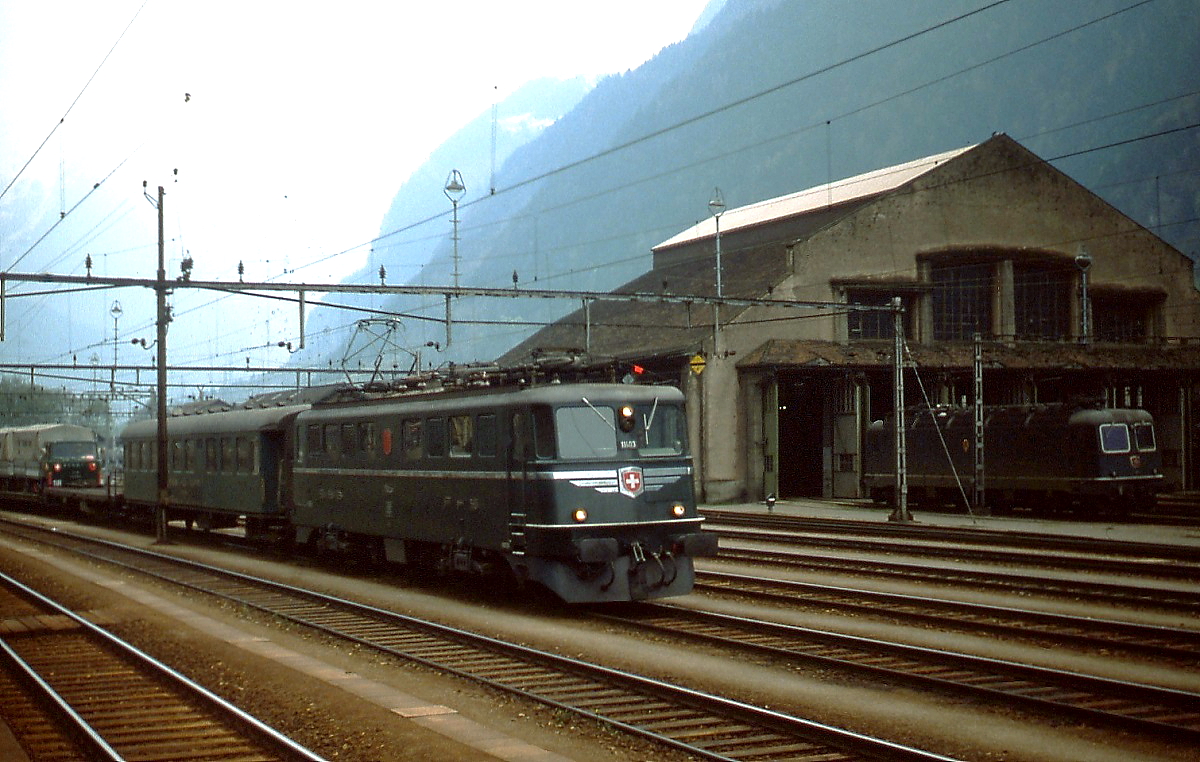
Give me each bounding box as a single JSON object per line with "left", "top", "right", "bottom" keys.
{"left": 638, "top": 403, "right": 686, "bottom": 456}
{"left": 533, "top": 406, "right": 556, "bottom": 459}
{"left": 556, "top": 405, "right": 618, "bottom": 459}
{"left": 1098, "top": 423, "right": 1131, "bottom": 454}
{"left": 1133, "top": 423, "right": 1156, "bottom": 452}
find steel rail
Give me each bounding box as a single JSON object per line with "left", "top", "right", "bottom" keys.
{"left": 701, "top": 509, "right": 1200, "bottom": 564}
{"left": 2, "top": 518, "right": 959, "bottom": 762}
{"left": 711, "top": 524, "right": 1200, "bottom": 580}
{"left": 693, "top": 568, "right": 1200, "bottom": 659}
{"left": 0, "top": 570, "right": 326, "bottom": 762}
{"left": 602, "top": 604, "right": 1200, "bottom": 742}
{"left": 706, "top": 542, "right": 1200, "bottom": 612}
{"left": 0, "top": 632, "right": 122, "bottom": 760}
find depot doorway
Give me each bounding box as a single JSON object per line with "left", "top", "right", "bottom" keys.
{"left": 777, "top": 377, "right": 824, "bottom": 497}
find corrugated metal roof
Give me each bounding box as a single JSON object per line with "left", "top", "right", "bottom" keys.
{"left": 654, "top": 143, "right": 977, "bottom": 251}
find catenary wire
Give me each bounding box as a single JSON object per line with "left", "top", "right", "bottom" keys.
{"left": 11, "top": 1, "right": 1200, "bottom": 372}
{"left": 0, "top": 1, "right": 150, "bottom": 205}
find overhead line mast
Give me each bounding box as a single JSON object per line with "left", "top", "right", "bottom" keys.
{"left": 143, "top": 182, "right": 170, "bottom": 544}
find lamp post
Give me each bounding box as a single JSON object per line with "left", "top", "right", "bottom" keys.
{"left": 708, "top": 187, "right": 726, "bottom": 298}
{"left": 1075, "top": 249, "right": 1092, "bottom": 345}
{"left": 444, "top": 170, "right": 465, "bottom": 290}
{"left": 110, "top": 300, "right": 122, "bottom": 391}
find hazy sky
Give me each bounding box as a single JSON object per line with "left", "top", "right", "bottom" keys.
{"left": 0, "top": 1, "right": 709, "bottom": 284}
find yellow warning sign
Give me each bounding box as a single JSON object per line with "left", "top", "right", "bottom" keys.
{"left": 689, "top": 354, "right": 706, "bottom": 375}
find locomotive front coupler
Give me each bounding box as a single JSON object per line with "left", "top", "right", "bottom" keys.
{"left": 630, "top": 541, "right": 647, "bottom": 564}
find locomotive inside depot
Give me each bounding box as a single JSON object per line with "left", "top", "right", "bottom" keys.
{"left": 861, "top": 403, "right": 1162, "bottom": 515}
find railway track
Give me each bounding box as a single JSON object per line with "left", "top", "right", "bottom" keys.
{"left": 599, "top": 603, "right": 1200, "bottom": 743}
{"left": 702, "top": 532, "right": 1200, "bottom": 614}
{"left": 1138, "top": 492, "right": 1200, "bottom": 524}
{"left": 692, "top": 569, "right": 1200, "bottom": 661}
{"left": 0, "top": 571, "right": 324, "bottom": 762}
{"left": 0, "top": 518, "right": 956, "bottom": 762}
{"left": 702, "top": 509, "right": 1200, "bottom": 578}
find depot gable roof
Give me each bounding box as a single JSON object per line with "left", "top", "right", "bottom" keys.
{"left": 653, "top": 143, "right": 976, "bottom": 253}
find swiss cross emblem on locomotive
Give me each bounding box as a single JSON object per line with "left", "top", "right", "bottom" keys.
{"left": 618, "top": 466, "right": 644, "bottom": 498}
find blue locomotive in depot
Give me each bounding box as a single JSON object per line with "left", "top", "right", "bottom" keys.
{"left": 861, "top": 403, "right": 1163, "bottom": 516}
{"left": 120, "top": 378, "right": 717, "bottom": 602}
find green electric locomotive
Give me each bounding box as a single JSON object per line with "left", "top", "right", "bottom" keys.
{"left": 292, "top": 381, "right": 716, "bottom": 602}
{"left": 861, "top": 402, "right": 1162, "bottom": 516}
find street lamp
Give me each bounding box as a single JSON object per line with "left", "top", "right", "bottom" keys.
{"left": 1075, "top": 249, "right": 1092, "bottom": 344}
{"left": 110, "top": 300, "right": 122, "bottom": 390}
{"left": 444, "top": 170, "right": 466, "bottom": 290}
{"left": 708, "top": 187, "right": 726, "bottom": 298}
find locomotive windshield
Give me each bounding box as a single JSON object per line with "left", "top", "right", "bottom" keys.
{"left": 551, "top": 399, "right": 686, "bottom": 460}
{"left": 46, "top": 441, "right": 98, "bottom": 459}
{"left": 1133, "top": 422, "right": 1156, "bottom": 452}
{"left": 1098, "top": 423, "right": 1131, "bottom": 454}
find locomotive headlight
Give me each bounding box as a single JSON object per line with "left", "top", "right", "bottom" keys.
{"left": 619, "top": 404, "right": 636, "bottom": 432}
{"left": 53, "top": 463, "right": 62, "bottom": 472}
{"left": 671, "top": 503, "right": 686, "bottom": 518}
{"left": 572, "top": 508, "right": 588, "bottom": 523}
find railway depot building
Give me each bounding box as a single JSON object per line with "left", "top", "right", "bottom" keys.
{"left": 499, "top": 134, "right": 1200, "bottom": 503}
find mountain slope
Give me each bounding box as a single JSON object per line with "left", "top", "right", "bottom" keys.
{"left": 304, "top": 0, "right": 1199, "bottom": 369}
